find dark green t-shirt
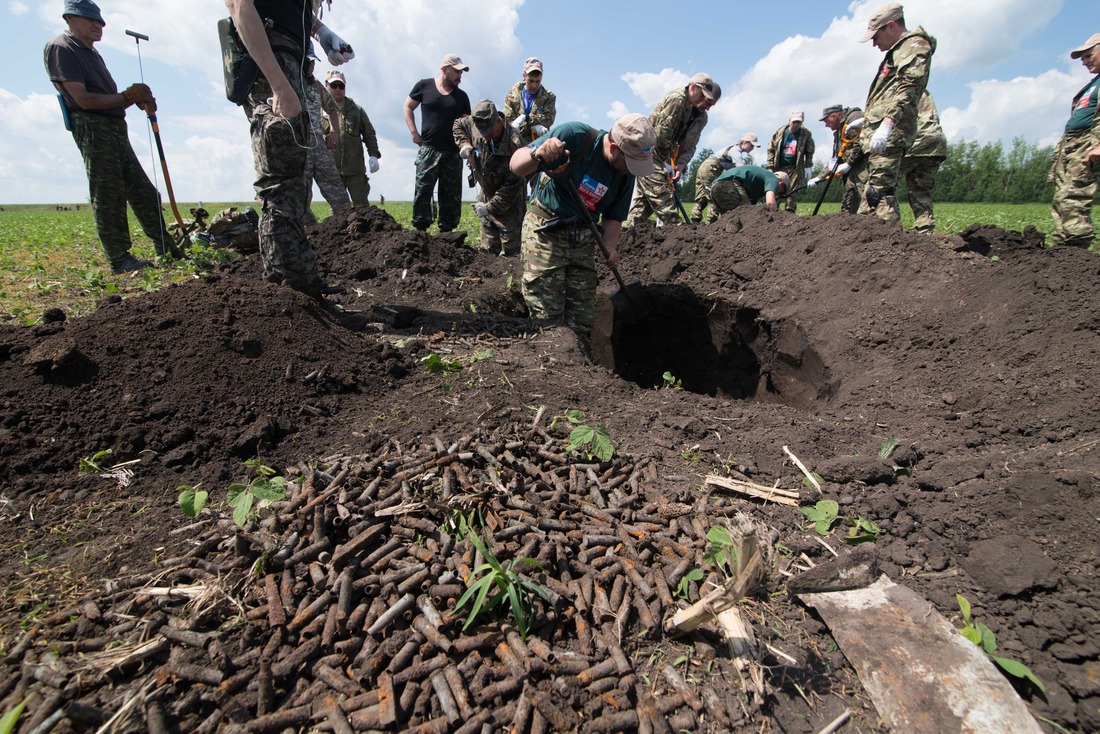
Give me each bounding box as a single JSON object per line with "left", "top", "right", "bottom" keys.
{"left": 1065, "top": 75, "right": 1100, "bottom": 133}
{"left": 528, "top": 122, "right": 634, "bottom": 222}
{"left": 714, "top": 165, "right": 779, "bottom": 204}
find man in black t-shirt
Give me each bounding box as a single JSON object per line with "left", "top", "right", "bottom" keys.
{"left": 403, "top": 54, "right": 472, "bottom": 232}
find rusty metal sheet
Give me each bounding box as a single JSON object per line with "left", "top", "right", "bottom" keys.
{"left": 800, "top": 575, "right": 1042, "bottom": 733}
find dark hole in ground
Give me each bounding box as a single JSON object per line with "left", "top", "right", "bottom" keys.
{"left": 591, "top": 284, "right": 836, "bottom": 410}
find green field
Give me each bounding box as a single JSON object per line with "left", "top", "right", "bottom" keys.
{"left": 0, "top": 201, "right": 1061, "bottom": 324}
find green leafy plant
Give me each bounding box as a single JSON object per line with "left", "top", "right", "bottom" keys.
{"left": 957, "top": 594, "right": 1046, "bottom": 695}
{"left": 674, "top": 568, "right": 704, "bottom": 599}
{"left": 451, "top": 527, "right": 550, "bottom": 637}
{"left": 845, "top": 517, "right": 881, "bottom": 544}
{"left": 704, "top": 527, "right": 740, "bottom": 578}
{"left": 469, "top": 348, "right": 495, "bottom": 363}
{"left": 177, "top": 483, "right": 209, "bottom": 518}
{"left": 878, "top": 436, "right": 911, "bottom": 477}
{"left": 78, "top": 449, "right": 113, "bottom": 474}
{"left": 0, "top": 697, "right": 29, "bottom": 734}
{"left": 800, "top": 500, "right": 840, "bottom": 535}
{"left": 557, "top": 410, "right": 614, "bottom": 462}
{"left": 801, "top": 471, "right": 824, "bottom": 488}
{"left": 226, "top": 459, "right": 287, "bottom": 527}
{"left": 661, "top": 371, "right": 683, "bottom": 390}
{"left": 422, "top": 352, "right": 462, "bottom": 374}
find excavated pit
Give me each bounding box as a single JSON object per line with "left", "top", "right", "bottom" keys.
{"left": 591, "top": 284, "right": 835, "bottom": 410}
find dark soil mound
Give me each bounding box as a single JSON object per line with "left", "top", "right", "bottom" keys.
{"left": 0, "top": 205, "right": 1096, "bottom": 733}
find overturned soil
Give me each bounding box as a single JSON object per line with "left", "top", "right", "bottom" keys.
{"left": 0, "top": 205, "right": 1097, "bottom": 733}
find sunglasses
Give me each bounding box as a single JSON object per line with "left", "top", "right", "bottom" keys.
{"left": 328, "top": 82, "right": 345, "bottom": 89}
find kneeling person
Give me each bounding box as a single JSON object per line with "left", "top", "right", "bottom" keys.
{"left": 509, "top": 113, "right": 656, "bottom": 337}
{"left": 454, "top": 99, "right": 527, "bottom": 255}
{"left": 711, "top": 165, "right": 788, "bottom": 213}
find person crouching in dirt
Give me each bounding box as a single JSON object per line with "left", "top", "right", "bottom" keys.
{"left": 508, "top": 113, "right": 656, "bottom": 337}
{"left": 710, "top": 165, "right": 789, "bottom": 214}
{"left": 454, "top": 99, "right": 526, "bottom": 256}
{"left": 224, "top": 0, "right": 353, "bottom": 300}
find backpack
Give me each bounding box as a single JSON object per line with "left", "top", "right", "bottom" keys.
{"left": 197, "top": 207, "right": 259, "bottom": 253}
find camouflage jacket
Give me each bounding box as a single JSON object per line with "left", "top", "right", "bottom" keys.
{"left": 863, "top": 26, "right": 936, "bottom": 148}
{"left": 305, "top": 77, "right": 339, "bottom": 139}
{"left": 502, "top": 82, "right": 557, "bottom": 142}
{"left": 767, "top": 125, "right": 815, "bottom": 171}
{"left": 831, "top": 107, "right": 866, "bottom": 166}
{"left": 452, "top": 113, "right": 527, "bottom": 216}
{"left": 907, "top": 91, "right": 947, "bottom": 158}
{"left": 649, "top": 86, "right": 708, "bottom": 167}
{"left": 324, "top": 96, "right": 381, "bottom": 177}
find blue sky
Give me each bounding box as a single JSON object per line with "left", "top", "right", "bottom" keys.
{"left": 0, "top": 0, "right": 1093, "bottom": 204}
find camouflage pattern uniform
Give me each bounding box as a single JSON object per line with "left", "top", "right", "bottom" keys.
{"left": 502, "top": 82, "right": 557, "bottom": 143}
{"left": 244, "top": 29, "right": 322, "bottom": 298}
{"left": 1050, "top": 73, "right": 1100, "bottom": 248}
{"left": 767, "top": 125, "right": 815, "bottom": 212}
{"left": 830, "top": 107, "right": 866, "bottom": 214}
{"left": 453, "top": 114, "right": 527, "bottom": 255}
{"left": 857, "top": 27, "right": 936, "bottom": 223}
{"left": 899, "top": 91, "right": 947, "bottom": 233}
{"left": 303, "top": 77, "right": 349, "bottom": 225}
{"left": 625, "top": 86, "right": 707, "bottom": 227}
{"left": 328, "top": 95, "right": 381, "bottom": 207}
{"left": 690, "top": 147, "right": 735, "bottom": 223}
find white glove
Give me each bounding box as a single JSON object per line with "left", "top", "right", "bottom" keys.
{"left": 460, "top": 145, "right": 473, "bottom": 160}
{"left": 847, "top": 117, "right": 865, "bottom": 132}
{"left": 828, "top": 157, "right": 838, "bottom": 170}
{"left": 806, "top": 177, "right": 820, "bottom": 188}
{"left": 368, "top": 156, "right": 380, "bottom": 173}
{"left": 835, "top": 162, "right": 851, "bottom": 176}
{"left": 317, "top": 26, "right": 354, "bottom": 65}
{"left": 804, "top": 167, "right": 813, "bottom": 181}
{"left": 531, "top": 124, "right": 547, "bottom": 136}
{"left": 510, "top": 114, "right": 527, "bottom": 130}
{"left": 869, "top": 119, "right": 893, "bottom": 154}
{"left": 473, "top": 202, "right": 489, "bottom": 219}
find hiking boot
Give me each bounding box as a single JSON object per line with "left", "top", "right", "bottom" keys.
{"left": 111, "top": 254, "right": 154, "bottom": 274}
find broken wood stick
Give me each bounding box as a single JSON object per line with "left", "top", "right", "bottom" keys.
{"left": 704, "top": 474, "right": 799, "bottom": 506}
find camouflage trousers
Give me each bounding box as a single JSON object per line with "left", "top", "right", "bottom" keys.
{"left": 690, "top": 158, "right": 723, "bottom": 224}
{"left": 303, "top": 136, "right": 350, "bottom": 226}
{"left": 478, "top": 195, "right": 525, "bottom": 256}
{"left": 710, "top": 177, "right": 750, "bottom": 214}
{"left": 520, "top": 211, "right": 598, "bottom": 336}
{"left": 245, "top": 47, "right": 321, "bottom": 297}
{"left": 856, "top": 137, "right": 904, "bottom": 224}
{"left": 900, "top": 154, "right": 945, "bottom": 233}
{"left": 343, "top": 173, "right": 371, "bottom": 208}
{"left": 625, "top": 169, "right": 687, "bottom": 227}
{"left": 412, "top": 146, "right": 463, "bottom": 231}
{"left": 1050, "top": 131, "right": 1099, "bottom": 248}
{"left": 774, "top": 165, "right": 807, "bottom": 213}
{"left": 69, "top": 111, "right": 174, "bottom": 265}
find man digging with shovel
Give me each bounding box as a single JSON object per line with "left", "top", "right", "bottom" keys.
{"left": 509, "top": 113, "right": 656, "bottom": 338}
{"left": 44, "top": 0, "right": 183, "bottom": 274}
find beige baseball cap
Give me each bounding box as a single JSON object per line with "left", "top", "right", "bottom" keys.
{"left": 774, "top": 171, "right": 790, "bottom": 189}
{"left": 325, "top": 70, "right": 345, "bottom": 85}
{"left": 441, "top": 54, "right": 469, "bottom": 71}
{"left": 789, "top": 110, "right": 805, "bottom": 123}
{"left": 611, "top": 113, "right": 657, "bottom": 177}
{"left": 690, "top": 73, "right": 721, "bottom": 102}
{"left": 1070, "top": 33, "right": 1100, "bottom": 59}
{"left": 524, "top": 57, "right": 543, "bottom": 74}
{"left": 739, "top": 132, "right": 760, "bottom": 146}
{"left": 861, "top": 3, "right": 904, "bottom": 43}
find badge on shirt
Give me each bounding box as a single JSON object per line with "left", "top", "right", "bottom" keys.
{"left": 783, "top": 140, "right": 798, "bottom": 158}
{"left": 1076, "top": 85, "right": 1098, "bottom": 111}
{"left": 578, "top": 175, "right": 608, "bottom": 211}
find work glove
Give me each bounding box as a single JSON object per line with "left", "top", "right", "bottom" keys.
{"left": 847, "top": 117, "right": 865, "bottom": 132}
{"left": 123, "top": 83, "right": 156, "bottom": 112}
{"left": 828, "top": 157, "right": 838, "bottom": 170}
{"left": 368, "top": 156, "right": 380, "bottom": 174}
{"left": 804, "top": 167, "right": 813, "bottom": 181}
{"left": 531, "top": 124, "right": 547, "bottom": 136}
{"left": 835, "top": 162, "right": 851, "bottom": 176}
{"left": 473, "top": 202, "right": 490, "bottom": 219}
{"left": 869, "top": 119, "right": 893, "bottom": 155}
{"left": 459, "top": 145, "right": 473, "bottom": 160}
{"left": 317, "top": 26, "right": 354, "bottom": 65}
{"left": 510, "top": 114, "right": 526, "bottom": 130}
{"left": 806, "top": 177, "right": 820, "bottom": 188}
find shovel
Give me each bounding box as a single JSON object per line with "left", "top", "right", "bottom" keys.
{"left": 543, "top": 161, "right": 651, "bottom": 323}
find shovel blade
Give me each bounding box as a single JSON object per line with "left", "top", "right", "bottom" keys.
{"left": 609, "top": 280, "right": 651, "bottom": 324}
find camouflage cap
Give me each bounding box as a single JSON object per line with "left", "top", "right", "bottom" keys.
{"left": 471, "top": 99, "right": 498, "bottom": 135}
{"left": 524, "top": 57, "right": 543, "bottom": 74}
{"left": 860, "top": 3, "right": 904, "bottom": 43}
{"left": 62, "top": 0, "right": 104, "bottom": 24}
{"left": 441, "top": 54, "right": 469, "bottom": 72}
{"left": 325, "top": 69, "right": 346, "bottom": 85}
{"left": 820, "top": 104, "right": 844, "bottom": 120}
{"left": 690, "top": 73, "right": 721, "bottom": 102}
{"left": 611, "top": 113, "right": 657, "bottom": 177}
{"left": 1070, "top": 33, "right": 1100, "bottom": 59}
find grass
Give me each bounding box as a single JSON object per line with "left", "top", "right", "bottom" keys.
{"left": 0, "top": 199, "right": 1062, "bottom": 324}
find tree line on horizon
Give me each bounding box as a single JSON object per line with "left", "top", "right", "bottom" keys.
{"left": 681, "top": 138, "right": 1085, "bottom": 205}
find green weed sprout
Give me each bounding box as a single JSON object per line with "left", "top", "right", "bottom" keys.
{"left": 78, "top": 449, "right": 113, "bottom": 474}
{"left": 452, "top": 527, "right": 550, "bottom": 638}
{"left": 675, "top": 568, "right": 704, "bottom": 599}
{"left": 226, "top": 459, "right": 288, "bottom": 527}
{"left": 800, "top": 501, "right": 882, "bottom": 545}
{"left": 422, "top": 353, "right": 462, "bottom": 374}
{"left": 0, "top": 697, "right": 28, "bottom": 734}
{"left": 662, "top": 371, "right": 683, "bottom": 390}
{"left": 178, "top": 483, "right": 209, "bottom": 518}
{"left": 704, "top": 526, "right": 741, "bottom": 578}
{"left": 957, "top": 594, "right": 1046, "bottom": 695}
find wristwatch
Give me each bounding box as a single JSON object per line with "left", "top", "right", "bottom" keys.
{"left": 529, "top": 146, "right": 540, "bottom": 162}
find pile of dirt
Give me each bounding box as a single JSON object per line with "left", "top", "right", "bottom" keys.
{"left": 0, "top": 204, "right": 1097, "bottom": 732}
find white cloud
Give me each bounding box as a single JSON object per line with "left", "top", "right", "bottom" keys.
{"left": 10, "top": 2, "right": 29, "bottom": 16}
{"left": 605, "top": 100, "right": 630, "bottom": 123}
{"left": 621, "top": 69, "right": 691, "bottom": 109}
